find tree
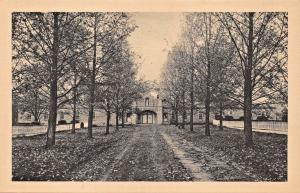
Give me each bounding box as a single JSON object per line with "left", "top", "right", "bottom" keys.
{"left": 160, "top": 60, "right": 181, "bottom": 126}
{"left": 69, "top": 55, "right": 89, "bottom": 133}
{"left": 218, "top": 12, "right": 288, "bottom": 146}
{"left": 160, "top": 44, "right": 190, "bottom": 129}
{"left": 85, "top": 12, "right": 136, "bottom": 138}
{"left": 15, "top": 68, "right": 48, "bottom": 122}
{"left": 94, "top": 39, "right": 141, "bottom": 133}
{"left": 12, "top": 12, "right": 92, "bottom": 147}
{"left": 110, "top": 42, "right": 141, "bottom": 130}
{"left": 210, "top": 46, "right": 240, "bottom": 130}
{"left": 119, "top": 79, "right": 146, "bottom": 127}
{"left": 12, "top": 60, "right": 48, "bottom": 124}
{"left": 185, "top": 13, "right": 227, "bottom": 136}
{"left": 179, "top": 38, "right": 196, "bottom": 131}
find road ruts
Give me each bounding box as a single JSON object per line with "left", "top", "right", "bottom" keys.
{"left": 102, "top": 125, "right": 191, "bottom": 181}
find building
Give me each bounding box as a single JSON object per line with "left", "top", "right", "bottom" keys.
{"left": 131, "top": 91, "right": 163, "bottom": 124}
{"left": 14, "top": 89, "right": 288, "bottom": 126}
{"left": 15, "top": 90, "right": 168, "bottom": 126}
{"left": 220, "top": 104, "right": 288, "bottom": 121}
{"left": 14, "top": 90, "right": 210, "bottom": 126}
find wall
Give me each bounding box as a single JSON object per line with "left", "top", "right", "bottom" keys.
{"left": 212, "top": 120, "right": 288, "bottom": 133}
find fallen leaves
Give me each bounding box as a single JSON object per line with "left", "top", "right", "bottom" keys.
{"left": 12, "top": 125, "right": 286, "bottom": 181}
{"left": 171, "top": 125, "right": 287, "bottom": 181}
{"left": 12, "top": 127, "right": 133, "bottom": 181}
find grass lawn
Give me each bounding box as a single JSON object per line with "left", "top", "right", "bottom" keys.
{"left": 12, "top": 126, "right": 135, "bottom": 181}
{"left": 171, "top": 125, "right": 287, "bottom": 181}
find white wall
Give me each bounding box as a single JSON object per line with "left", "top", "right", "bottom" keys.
{"left": 212, "top": 119, "right": 287, "bottom": 133}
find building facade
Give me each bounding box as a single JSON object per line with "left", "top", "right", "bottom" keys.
{"left": 15, "top": 90, "right": 169, "bottom": 126}
{"left": 14, "top": 89, "right": 288, "bottom": 126}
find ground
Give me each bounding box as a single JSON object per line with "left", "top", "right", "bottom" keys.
{"left": 12, "top": 124, "right": 287, "bottom": 181}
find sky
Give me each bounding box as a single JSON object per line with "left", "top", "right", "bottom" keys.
{"left": 127, "top": 13, "right": 185, "bottom": 82}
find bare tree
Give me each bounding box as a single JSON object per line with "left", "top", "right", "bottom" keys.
{"left": 85, "top": 13, "right": 136, "bottom": 138}
{"left": 218, "top": 12, "right": 288, "bottom": 146}
{"left": 12, "top": 12, "right": 93, "bottom": 147}
{"left": 184, "top": 13, "right": 226, "bottom": 136}
{"left": 161, "top": 44, "right": 190, "bottom": 129}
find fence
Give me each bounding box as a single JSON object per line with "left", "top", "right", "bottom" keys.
{"left": 12, "top": 123, "right": 81, "bottom": 137}
{"left": 212, "top": 120, "right": 287, "bottom": 135}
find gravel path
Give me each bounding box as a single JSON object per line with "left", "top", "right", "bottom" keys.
{"left": 161, "top": 132, "right": 211, "bottom": 181}
{"left": 64, "top": 125, "right": 191, "bottom": 181}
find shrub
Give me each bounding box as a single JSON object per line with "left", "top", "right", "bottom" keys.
{"left": 31, "top": 121, "right": 41, "bottom": 126}
{"left": 16, "top": 122, "right": 32, "bottom": 126}
{"left": 215, "top": 115, "right": 223, "bottom": 120}
{"left": 224, "top": 116, "right": 234, "bottom": 121}
{"left": 256, "top": 115, "right": 268, "bottom": 121}
{"left": 282, "top": 114, "right": 287, "bottom": 122}
{"left": 58, "top": 120, "right": 67, "bottom": 125}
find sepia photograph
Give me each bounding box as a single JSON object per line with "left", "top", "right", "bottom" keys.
{"left": 10, "top": 11, "right": 288, "bottom": 182}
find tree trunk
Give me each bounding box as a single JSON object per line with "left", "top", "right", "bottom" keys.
{"left": 106, "top": 110, "right": 110, "bottom": 135}
{"left": 12, "top": 101, "right": 18, "bottom": 126}
{"left": 46, "top": 12, "right": 59, "bottom": 147}
{"left": 175, "top": 108, "right": 178, "bottom": 126}
{"left": 190, "top": 68, "right": 194, "bottom": 132}
{"left": 115, "top": 108, "right": 119, "bottom": 130}
{"left": 244, "top": 12, "right": 254, "bottom": 147}
{"left": 181, "top": 90, "right": 186, "bottom": 129}
{"left": 219, "top": 101, "right": 223, "bottom": 130}
{"left": 34, "top": 92, "right": 38, "bottom": 122}
{"left": 205, "top": 60, "right": 211, "bottom": 136}
{"left": 71, "top": 102, "right": 76, "bottom": 134}
{"left": 71, "top": 65, "right": 77, "bottom": 134}
{"left": 174, "top": 99, "right": 178, "bottom": 126}
{"left": 87, "top": 106, "right": 94, "bottom": 138}
{"left": 121, "top": 110, "right": 125, "bottom": 128}
{"left": 87, "top": 15, "right": 97, "bottom": 139}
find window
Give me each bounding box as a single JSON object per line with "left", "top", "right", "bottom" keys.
{"left": 44, "top": 114, "right": 48, "bottom": 120}
{"left": 163, "top": 113, "right": 168, "bottom": 119}
{"left": 76, "top": 111, "right": 80, "bottom": 119}
{"left": 145, "top": 97, "right": 149, "bottom": 106}
{"left": 93, "top": 112, "right": 96, "bottom": 119}
{"left": 60, "top": 112, "right": 64, "bottom": 120}
{"left": 199, "top": 113, "right": 203, "bottom": 120}
{"left": 126, "top": 112, "right": 132, "bottom": 118}
{"left": 26, "top": 114, "right": 32, "bottom": 121}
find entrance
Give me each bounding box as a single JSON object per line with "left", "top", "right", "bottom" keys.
{"left": 140, "top": 110, "right": 157, "bottom": 124}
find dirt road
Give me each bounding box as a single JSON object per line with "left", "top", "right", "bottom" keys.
{"left": 66, "top": 125, "right": 192, "bottom": 181}
{"left": 14, "top": 124, "right": 284, "bottom": 181}
{"left": 64, "top": 125, "right": 252, "bottom": 181}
